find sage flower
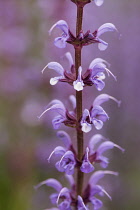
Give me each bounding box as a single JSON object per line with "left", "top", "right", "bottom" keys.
{"left": 38, "top": 97, "right": 76, "bottom": 129}
{"left": 49, "top": 20, "right": 69, "bottom": 48}
{"left": 81, "top": 94, "right": 121, "bottom": 132}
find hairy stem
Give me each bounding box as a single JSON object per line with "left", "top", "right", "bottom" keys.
{"left": 75, "top": 5, "right": 84, "bottom": 197}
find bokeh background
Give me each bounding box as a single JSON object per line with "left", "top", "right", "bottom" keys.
{"left": 0, "top": 0, "right": 140, "bottom": 209}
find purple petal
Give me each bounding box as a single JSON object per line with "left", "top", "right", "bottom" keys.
{"left": 93, "top": 119, "right": 103, "bottom": 130}
{"left": 69, "top": 95, "right": 76, "bottom": 109}
{"left": 94, "top": 0, "right": 104, "bottom": 6}
{"left": 54, "top": 36, "right": 68, "bottom": 48}
{"left": 77, "top": 196, "right": 88, "bottom": 210}
{"left": 34, "top": 178, "right": 62, "bottom": 192}
{"left": 57, "top": 187, "right": 71, "bottom": 209}
{"left": 49, "top": 20, "right": 69, "bottom": 35}
{"left": 98, "top": 39, "right": 108, "bottom": 51}
{"left": 57, "top": 151, "right": 76, "bottom": 175}
{"left": 88, "top": 134, "right": 107, "bottom": 152}
{"left": 91, "top": 106, "right": 109, "bottom": 122}
{"left": 38, "top": 100, "right": 66, "bottom": 119}
{"left": 65, "top": 174, "right": 75, "bottom": 188}
{"left": 98, "top": 156, "right": 109, "bottom": 168}
{"left": 94, "top": 79, "right": 105, "bottom": 91}
{"left": 97, "top": 141, "right": 125, "bottom": 155}
{"left": 93, "top": 94, "right": 121, "bottom": 107}
{"left": 48, "top": 146, "right": 66, "bottom": 162}
{"left": 42, "top": 62, "right": 64, "bottom": 75}
{"left": 57, "top": 131, "right": 72, "bottom": 149}
{"left": 89, "top": 58, "right": 109, "bottom": 70}
{"left": 81, "top": 109, "right": 92, "bottom": 133}
{"left": 52, "top": 115, "right": 65, "bottom": 129}
{"left": 81, "top": 122, "right": 92, "bottom": 133}
{"left": 50, "top": 193, "right": 59, "bottom": 204}
{"left": 90, "top": 197, "right": 103, "bottom": 210}
{"left": 65, "top": 52, "right": 74, "bottom": 67}
{"left": 80, "top": 148, "right": 94, "bottom": 173}
{"left": 97, "top": 23, "right": 117, "bottom": 37}
{"left": 89, "top": 170, "right": 118, "bottom": 186}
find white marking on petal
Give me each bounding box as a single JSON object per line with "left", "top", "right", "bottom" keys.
{"left": 81, "top": 122, "right": 92, "bottom": 133}
{"left": 94, "top": 0, "right": 104, "bottom": 6}
{"left": 73, "top": 81, "right": 84, "bottom": 91}
{"left": 50, "top": 76, "right": 63, "bottom": 85}
{"left": 73, "top": 66, "right": 84, "bottom": 91}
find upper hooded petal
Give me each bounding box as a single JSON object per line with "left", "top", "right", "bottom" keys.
{"left": 38, "top": 100, "right": 66, "bottom": 119}
{"left": 88, "top": 134, "right": 107, "bottom": 152}
{"left": 93, "top": 94, "right": 121, "bottom": 107}
{"left": 42, "top": 62, "right": 64, "bottom": 75}
{"left": 65, "top": 52, "right": 74, "bottom": 68}
{"left": 97, "top": 141, "right": 125, "bottom": 155}
{"left": 57, "top": 187, "right": 71, "bottom": 209}
{"left": 48, "top": 146, "right": 66, "bottom": 162}
{"left": 57, "top": 131, "right": 72, "bottom": 149}
{"left": 49, "top": 20, "right": 69, "bottom": 35}
{"left": 97, "top": 23, "right": 117, "bottom": 37}
{"left": 89, "top": 58, "right": 109, "bottom": 70}
{"left": 34, "top": 178, "right": 62, "bottom": 192}
{"left": 89, "top": 170, "right": 118, "bottom": 187}
{"left": 69, "top": 95, "right": 76, "bottom": 110}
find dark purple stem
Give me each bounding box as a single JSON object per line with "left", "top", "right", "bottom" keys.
{"left": 75, "top": 5, "right": 84, "bottom": 197}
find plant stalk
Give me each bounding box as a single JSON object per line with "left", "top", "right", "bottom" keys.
{"left": 75, "top": 5, "right": 84, "bottom": 197}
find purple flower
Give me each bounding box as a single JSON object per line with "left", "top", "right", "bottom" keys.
{"left": 83, "top": 58, "right": 116, "bottom": 91}
{"left": 80, "top": 147, "right": 94, "bottom": 173}
{"left": 56, "top": 150, "right": 76, "bottom": 175}
{"left": 49, "top": 20, "right": 117, "bottom": 51}
{"left": 38, "top": 96, "right": 76, "bottom": 129}
{"left": 88, "top": 134, "right": 125, "bottom": 168}
{"left": 49, "top": 20, "right": 69, "bottom": 48}
{"left": 81, "top": 94, "right": 121, "bottom": 133}
{"left": 48, "top": 131, "right": 77, "bottom": 175}
{"left": 42, "top": 52, "right": 81, "bottom": 90}
{"left": 96, "top": 23, "right": 117, "bottom": 50}
{"left": 35, "top": 176, "right": 74, "bottom": 209}
{"left": 83, "top": 170, "right": 118, "bottom": 209}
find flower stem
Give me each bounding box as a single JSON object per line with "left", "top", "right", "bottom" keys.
{"left": 75, "top": 5, "right": 84, "bottom": 197}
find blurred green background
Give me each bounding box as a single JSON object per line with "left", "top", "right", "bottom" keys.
{"left": 0, "top": 0, "right": 140, "bottom": 209}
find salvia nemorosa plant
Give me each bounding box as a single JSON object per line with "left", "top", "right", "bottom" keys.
{"left": 35, "top": 0, "right": 124, "bottom": 209}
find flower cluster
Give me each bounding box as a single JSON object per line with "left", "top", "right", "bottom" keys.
{"left": 35, "top": 0, "right": 123, "bottom": 209}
